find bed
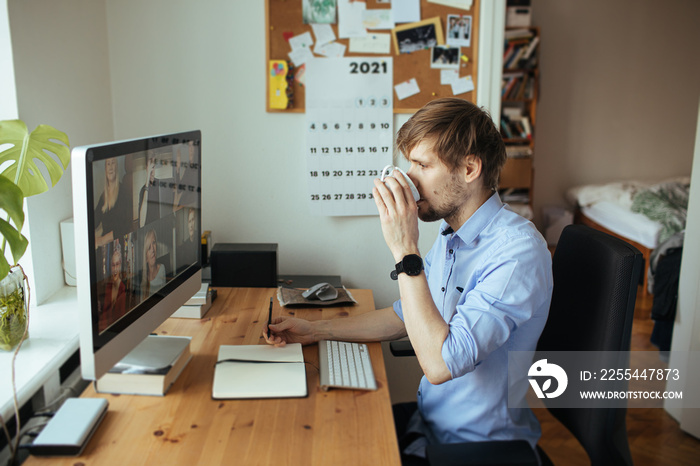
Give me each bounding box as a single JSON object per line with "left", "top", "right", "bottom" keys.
{"left": 566, "top": 177, "right": 690, "bottom": 318}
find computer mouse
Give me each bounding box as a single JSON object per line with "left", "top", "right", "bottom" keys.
{"left": 380, "top": 165, "right": 420, "bottom": 202}
{"left": 302, "top": 283, "right": 339, "bottom": 301}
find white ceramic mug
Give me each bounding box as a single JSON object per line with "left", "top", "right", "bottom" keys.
{"left": 380, "top": 165, "right": 420, "bottom": 202}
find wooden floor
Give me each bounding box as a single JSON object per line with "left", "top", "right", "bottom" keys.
{"left": 534, "top": 289, "right": 700, "bottom": 465}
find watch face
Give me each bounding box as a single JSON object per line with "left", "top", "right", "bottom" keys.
{"left": 403, "top": 254, "right": 423, "bottom": 276}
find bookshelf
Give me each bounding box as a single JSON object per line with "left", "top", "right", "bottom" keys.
{"left": 499, "top": 26, "right": 539, "bottom": 219}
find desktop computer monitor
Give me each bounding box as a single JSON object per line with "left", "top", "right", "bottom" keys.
{"left": 72, "top": 130, "right": 202, "bottom": 381}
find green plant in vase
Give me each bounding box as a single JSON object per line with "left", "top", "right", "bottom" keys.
{"left": 0, "top": 119, "right": 70, "bottom": 351}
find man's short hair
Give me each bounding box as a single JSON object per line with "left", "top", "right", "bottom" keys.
{"left": 396, "top": 98, "right": 506, "bottom": 191}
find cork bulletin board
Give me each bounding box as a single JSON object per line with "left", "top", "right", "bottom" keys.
{"left": 265, "top": 0, "right": 480, "bottom": 114}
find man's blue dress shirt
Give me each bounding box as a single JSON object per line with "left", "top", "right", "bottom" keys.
{"left": 393, "top": 193, "right": 553, "bottom": 451}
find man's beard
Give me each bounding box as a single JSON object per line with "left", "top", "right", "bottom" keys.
{"left": 418, "top": 203, "right": 461, "bottom": 223}
{"left": 417, "top": 173, "right": 468, "bottom": 223}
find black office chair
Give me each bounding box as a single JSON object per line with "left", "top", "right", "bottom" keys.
{"left": 390, "top": 224, "right": 643, "bottom": 465}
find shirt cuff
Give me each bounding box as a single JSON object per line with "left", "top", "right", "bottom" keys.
{"left": 393, "top": 299, "right": 405, "bottom": 321}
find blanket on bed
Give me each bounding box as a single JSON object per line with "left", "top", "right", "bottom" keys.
{"left": 631, "top": 181, "right": 690, "bottom": 244}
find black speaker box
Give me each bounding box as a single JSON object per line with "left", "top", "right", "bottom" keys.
{"left": 210, "top": 243, "right": 278, "bottom": 287}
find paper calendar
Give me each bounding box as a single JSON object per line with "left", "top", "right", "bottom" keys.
{"left": 306, "top": 57, "right": 393, "bottom": 216}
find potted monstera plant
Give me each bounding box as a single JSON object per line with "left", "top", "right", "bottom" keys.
{"left": 0, "top": 119, "right": 70, "bottom": 351}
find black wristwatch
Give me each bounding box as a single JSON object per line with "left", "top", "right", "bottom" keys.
{"left": 390, "top": 254, "right": 424, "bottom": 280}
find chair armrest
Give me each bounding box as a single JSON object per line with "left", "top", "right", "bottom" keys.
{"left": 426, "top": 440, "right": 538, "bottom": 466}
{"left": 389, "top": 340, "right": 416, "bottom": 357}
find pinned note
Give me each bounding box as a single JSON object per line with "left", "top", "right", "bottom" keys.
{"left": 350, "top": 34, "right": 391, "bottom": 54}
{"left": 451, "top": 75, "right": 474, "bottom": 96}
{"left": 289, "top": 32, "right": 314, "bottom": 51}
{"left": 440, "top": 69, "right": 459, "bottom": 85}
{"left": 315, "top": 42, "right": 347, "bottom": 58}
{"left": 338, "top": 0, "right": 367, "bottom": 38}
{"left": 269, "top": 60, "right": 290, "bottom": 109}
{"left": 311, "top": 24, "right": 336, "bottom": 47}
{"left": 362, "top": 9, "right": 393, "bottom": 30}
{"left": 395, "top": 78, "right": 420, "bottom": 100}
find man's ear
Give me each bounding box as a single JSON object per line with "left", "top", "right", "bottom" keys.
{"left": 463, "top": 154, "right": 482, "bottom": 184}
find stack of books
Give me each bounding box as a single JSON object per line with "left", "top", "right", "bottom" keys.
{"left": 505, "top": 145, "right": 533, "bottom": 158}
{"left": 95, "top": 335, "right": 192, "bottom": 396}
{"left": 501, "top": 72, "right": 536, "bottom": 100}
{"left": 503, "top": 29, "right": 539, "bottom": 70}
{"left": 500, "top": 107, "right": 532, "bottom": 141}
{"left": 171, "top": 283, "right": 216, "bottom": 319}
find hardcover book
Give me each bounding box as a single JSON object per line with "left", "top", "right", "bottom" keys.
{"left": 94, "top": 336, "right": 192, "bottom": 396}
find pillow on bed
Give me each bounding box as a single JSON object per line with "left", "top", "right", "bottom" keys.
{"left": 566, "top": 181, "right": 648, "bottom": 208}
{"left": 566, "top": 176, "right": 691, "bottom": 209}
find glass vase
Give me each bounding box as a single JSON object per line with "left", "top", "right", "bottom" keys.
{"left": 0, "top": 266, "right": 28, "bottom": 351}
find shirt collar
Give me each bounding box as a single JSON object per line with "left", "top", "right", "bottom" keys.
{"left": 439, "top": 192, "right": 503, "bottom": 246}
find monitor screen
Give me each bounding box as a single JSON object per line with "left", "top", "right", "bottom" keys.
{"left": 72, "top": 130, "right": 202, "bottom": 380}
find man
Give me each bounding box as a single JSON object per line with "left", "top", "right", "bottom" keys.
{"left": 264, "top": 98, "right": 553, "bottom": 461}
{"left": 177, "top": 207, "right": 198, "bottom": 270}
{"left": 138, "top": 151, "right": 162, "bottom": 227}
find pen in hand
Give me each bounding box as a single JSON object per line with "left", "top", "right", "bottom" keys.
{"left": 267, "top": 297, "right": 273, "bottom": 339}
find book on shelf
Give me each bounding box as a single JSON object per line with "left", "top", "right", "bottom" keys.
{"left": 501, "top": 113, "right": 532, "bottom": 141}
{"left": 506, "top": 145, "right": 533, "bottom": 158}
{"left": 503, "top": 30, "right": 538, "bottom": 70}
{"left": 502, "top": 42, "right": 517, "bottom": 66}
{"left": 501, "top": 72, "right": 523, "bottom": 98}
{"left": 506, "top": 46, "right": 527, "bottom": 69}
{"left": 171, "top": 286, "right": 217, "bottom": 319}
{"left": 500, "top": 117, "right": 514, "bottom": 139}
{"left": 212, "top": 343, "right": 307, "bottom": 399}
{"left": 504, "top": 28, "right": 534, "bottom": 40}
{"left": 502, "top": 72, "right": 535, "bottom": 100}
{"left": 521, "top": 35, "right": 539, "bottom": 61}
{"left": 502, "top": 106, "right": 524, "bottom": 119}
{"left": 94, "top": 335, "right": 192, "bottom": 396}
{"left": 520, "top": 117, "right": 532, "bottom": 139}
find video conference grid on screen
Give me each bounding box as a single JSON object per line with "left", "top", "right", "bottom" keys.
{"left": 91, "top": 140, "right": 200, "bottom": 334}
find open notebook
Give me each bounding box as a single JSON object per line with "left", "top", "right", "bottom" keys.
{"left": 212, "top": 343, "right": 307, "bottom": 399}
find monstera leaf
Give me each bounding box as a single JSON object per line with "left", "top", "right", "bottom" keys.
{"left": 0, "top": 120, "right": 69, "bottom": 280}
{"left": 0, "top": 120, "right": 70, "bottom": 197}
{"left": 0, "top": 177, "right": 28, "bottom": 279}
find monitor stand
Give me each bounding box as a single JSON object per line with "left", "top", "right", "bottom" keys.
{"left": 95, "top": 335, "right": 192, "bottom": 396}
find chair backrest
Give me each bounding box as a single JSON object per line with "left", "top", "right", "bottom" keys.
{"left": 537, "top": 224, "right": 643, "bottom": 466}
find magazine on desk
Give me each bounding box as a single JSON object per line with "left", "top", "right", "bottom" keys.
{"left": 212, "top": 343, "right": 307, "bottom": 399}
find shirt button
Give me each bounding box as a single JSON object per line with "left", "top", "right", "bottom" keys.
{"left": 417, "top": 391, "right": 422, "bottom": 397}
{"left": 449, "top": 249, "right": 454, "bottom": 254}
{"left": 441, "top": 287, "right": 446, "bottom": 292}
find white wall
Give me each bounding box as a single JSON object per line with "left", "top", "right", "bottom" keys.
{"left": 8, "top": 0, "right": 114, "bottom": 303}
{"left": 0, "top": 1, "right": 17, "bottom": 120}
{"left": 531, "top": 0, "right": 700, "bottom": 227}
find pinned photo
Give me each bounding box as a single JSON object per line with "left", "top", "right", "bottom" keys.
{"left": 303, "top": 0, "right": 337, "bottom": 24}
{"left": 446, "top": 14, "right": 472, "bottom": 48}
{"left": 392, "top": 17, "right": 444, "bottom": 55}
{"left": 431, "top": 45, "right": 460, "bottom": 69}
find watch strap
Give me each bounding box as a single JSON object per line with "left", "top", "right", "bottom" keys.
{"left": 390, "top": 254, "right": 423, "bottom": 280}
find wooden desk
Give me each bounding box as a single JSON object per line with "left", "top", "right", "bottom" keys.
{"left": 26, "top": 288, "right": 401, "bottom": 465}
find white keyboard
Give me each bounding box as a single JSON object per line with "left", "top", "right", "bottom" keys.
{"left": 318, "top": 340, "right": 377, "bottom": 391}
